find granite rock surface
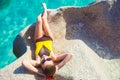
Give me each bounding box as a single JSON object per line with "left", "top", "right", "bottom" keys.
{"left": 0, "top": 0, "right": 120, "bottom": 80}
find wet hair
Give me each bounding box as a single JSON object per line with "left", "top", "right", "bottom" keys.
{"left": 42, "top": 64, "right": 56, "bottom": 79}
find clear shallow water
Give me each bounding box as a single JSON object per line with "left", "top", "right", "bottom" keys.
{"left": 0, "top": 0, "right": 95, "bottom": 69}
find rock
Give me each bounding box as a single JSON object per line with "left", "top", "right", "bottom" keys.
{"left": 0, "top": 0, "right": 11, "bottom": 10}
{"left": 0, "top": 0, "right": 120, "bottom": 80}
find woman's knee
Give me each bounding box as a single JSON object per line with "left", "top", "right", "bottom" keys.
{"left": 22, "top": 60, "right": 28, "bottom": 67}
{"left": 37, "top": 14, "right": 42, "bottom": 23}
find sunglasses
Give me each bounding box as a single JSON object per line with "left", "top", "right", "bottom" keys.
{"left": 41, "top": 58, "right": 52, "bottom": 64}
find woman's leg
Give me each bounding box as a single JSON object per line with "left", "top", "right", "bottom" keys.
{"left": 42, "top": 3, "right": 54, "bottom": 40}
{"left": 34, "top": 14, "right": 43, "bottom": 41}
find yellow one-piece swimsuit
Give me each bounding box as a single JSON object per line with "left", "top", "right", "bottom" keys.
{"left": 35, "top": 40, "right": 53, "bottom": 57}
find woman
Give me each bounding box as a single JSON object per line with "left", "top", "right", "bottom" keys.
{"left": 22, "top": 3, "right": 72, "bottom": 79}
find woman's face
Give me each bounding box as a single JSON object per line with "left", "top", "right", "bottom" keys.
{"left": 41, "top": 55, "right": 54, "bottom": 68}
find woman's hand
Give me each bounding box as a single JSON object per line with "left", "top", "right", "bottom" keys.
{"left": 55, "top": 65, "right": 59, "bottom": 74}
{"left": 38, "top": 72, "right": 46, "bottom": 77}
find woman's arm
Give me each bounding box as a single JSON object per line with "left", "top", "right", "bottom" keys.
{"left": 22, "top": 60, "right": 45, "bottom": 77}
{"left": 52, "top": 53, "right": 72, "bottom": 70}
{"left": 35, "top": 55, "right": 41, "bottom": 64}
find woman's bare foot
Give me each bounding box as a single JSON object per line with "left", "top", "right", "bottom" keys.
{"left": 42, "top": 3, "right": 47, "bottom": 20}
{"left": 42, "top": 3, "right": 47, "bottom": 11}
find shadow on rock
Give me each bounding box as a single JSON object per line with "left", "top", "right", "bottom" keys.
{"left": 13, "top": 35, "right": 27, "bottom": 58}
{"left": 13, "top": 23, "right": 36, "bottom": 59}
{"left": 14, "top": 66, "right": 45, "bottom": 80}
{"left": 34, "top": 74, "right": 73, "bottom": 80}
{"left": 14, "top": 66, "right": 31, "bottom": 74}
{"left": 57, "top": 74, "right": 73, "bottom": 80}
{"left": 14, "top": 66, "right": 73, "bottom": 80}
{"left": 23, "top": 23, "right": 36, "bottom": 59}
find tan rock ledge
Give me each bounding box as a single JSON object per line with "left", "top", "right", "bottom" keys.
{"left": 0, "top": 0, "right": 120, "bottom": 80}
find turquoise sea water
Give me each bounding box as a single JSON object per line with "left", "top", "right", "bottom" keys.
{"left": 0, "top": 0, "right": 95, "bottom": 69}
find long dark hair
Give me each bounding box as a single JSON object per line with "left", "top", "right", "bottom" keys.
{"left": 43, "top": 64, "right": 56, "bottom": 80}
